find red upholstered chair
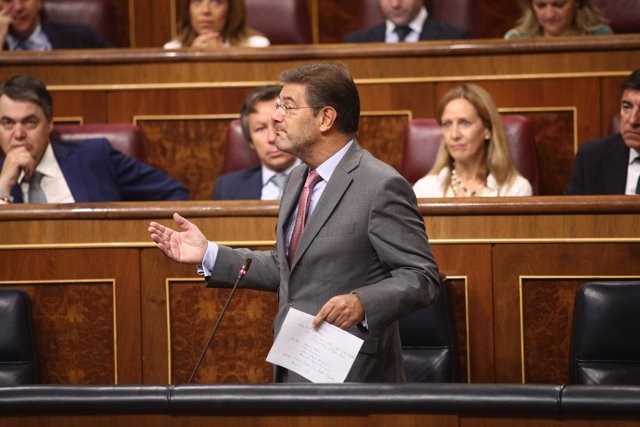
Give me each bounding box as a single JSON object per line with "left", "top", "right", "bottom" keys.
{"left": 50, "top": 123, "right": 145, "bottom": 160}
{"left": 42, "top": 0, "right": 117, "bottom": 46}
{"left": 354, "top": 0, "right": 482, "bottom": 38}
{"left": 593, "top": 0, "right": 640, "bottom": 34}
{"left": 245, "top": 0, "right": 312, "bottom": 44}
{"left": 220, "top": 119, "right": 260, "bottom": 175}
{"left": 400, "top": 114, "right": 540, "bottom": 195}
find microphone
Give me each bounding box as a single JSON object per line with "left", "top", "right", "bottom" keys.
{"left": 187, "top": 257, "right": 252, "bottom": 384}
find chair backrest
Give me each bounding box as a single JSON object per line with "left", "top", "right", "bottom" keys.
{"left": 593, "top": 0, "right": 640, "bottom": 34}
{"left": 42, "top": 0, "right": 117, "bottom": 46}
{"left": 400, "top": 275, "right": 458, "bottom": 382}
{"left": 354, "top": 0, "right": 481, "bottom": 38}
{"left": 0, "top": 289, "right": 38, "bottom": 385}
{"left": 400, "top": 114, "right": 540, "bottom": 195}
{"left": 245, "top": 0, "right": 312, "bottom": 44}
{"left": 569, "top": 281, "right": 640, "bottom": 385}
{"left": 609, "top": 114, "right": 621, "bottom": 135}
{"left": 50, "top": 123, "right": 145, "bottom": 160}
{"left": 220, "top": 119, "right": 260, "bottom": 175}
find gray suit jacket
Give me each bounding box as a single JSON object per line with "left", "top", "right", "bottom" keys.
{"left": 207, "top": 141, "right": 440, "bottom": 382}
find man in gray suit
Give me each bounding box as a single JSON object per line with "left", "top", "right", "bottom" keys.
{"left": 148, "top": 63, "right": 441, "bottom": 382}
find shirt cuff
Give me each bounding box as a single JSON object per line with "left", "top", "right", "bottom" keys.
{"left": 197, "top": 241, "right": 218, "bottom": 276}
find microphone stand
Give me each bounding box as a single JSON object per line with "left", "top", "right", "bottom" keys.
{"left": 187, "top": 258, "right": 252, "bottom": 384}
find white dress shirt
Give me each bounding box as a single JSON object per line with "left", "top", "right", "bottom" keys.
{"left": 625, "top": 148, "right": 640, "bottom": 195}
{"left": 384, "top": 7, "right": 427, "bottom": 43}
{"left": 19, "top": 143, "right": 74, "bottom": 203}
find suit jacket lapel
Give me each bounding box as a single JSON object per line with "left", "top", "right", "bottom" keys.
{"left": 289, "top": 142, "right": 363, "bottom": 268}
{"left": 603, "top": 134, "right": 629, "bottom": 194}
{"left": 52, "top": 141, "right": 90, "bottom": 202}
{"left": 277, "top": 163, "right": 307, "bottom": 272}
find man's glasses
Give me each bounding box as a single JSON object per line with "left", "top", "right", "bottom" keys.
{"left": 274, "top": 102, "right": 322, "bottom": 116}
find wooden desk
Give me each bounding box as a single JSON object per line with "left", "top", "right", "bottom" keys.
{"left": 0, "top": 37, "right": 637, "bottom": 197}
{"left": 1, "top": 196, "right": 638, "bottom": 384}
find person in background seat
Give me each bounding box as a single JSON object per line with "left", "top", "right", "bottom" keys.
{"left": 0, "top": 0, "right": 111, "bottom": 50}
{"left": 345, "top": 0, "right": 471, "bottom": 43}
{"left": 566, "top": 69, "right": 640, "bottom": 195}
{"left": 213, "top": 85, "right": 299, "bottom": 200}
{"left": 164, "top": 0, "right": 269, "bottom": 49}
{"left": 504, "top": 0, "right": 612, "bottom": 39}
{"left": 0, "top": 74, "right": 189, "bottom": 204}
{"left": 412, "top": 84, "right": 532, "bottom": 197}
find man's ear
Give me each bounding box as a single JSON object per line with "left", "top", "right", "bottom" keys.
{"left": 248, "top": 141, "right": 257, "bottom": 152}
{"left": 318, "top": 107, "right": 337, "bottom": 132}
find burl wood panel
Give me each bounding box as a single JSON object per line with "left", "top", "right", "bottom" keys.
{"left": 136, "top": 118, "right": 231, "bottom": 201}
{"left": 168, "top": 281, "right": 277, "bottom": 384}
{"left": 493, "top": 243, "right": 640, "bottom": 383}
{"left": 0, "top": 248, "right": 142, "bottom": 384}
{"left": 522, "top": 111, "right": 575, "bottom": 195}
{"left": 521, "top": 279, "right": 584, "bottom": 384}
{"left": 357, "top": 114, "right": 409, "bottom": 172}
{"left": 16, "top": 281, "right": 114, "bottom": 384}
{"left": 141, "top": 246, "right": 277, "bottom": 384}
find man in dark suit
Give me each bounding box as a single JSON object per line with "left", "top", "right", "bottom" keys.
{"left": 149, "top": 63, "right": 441, "bottom": 383}
{"left": 213, "top": 85, "right": 299, "bottom": 200}
{"left": 567, "top": 69, "right": 640, "bottom": 195}
{"left": 345, "top": 0, "right": 471, "bottom": 43}
{"left": 0, "top": 0, "right": 111, "bottom": 50}
{"left": 0, "top": 74, "right": 188, "bottom": 204}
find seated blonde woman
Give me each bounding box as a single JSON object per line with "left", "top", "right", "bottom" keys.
{"left": 413, "top": 84, "right": 532, "bottom": 197}
{"left": 164, "top": 0, "right": 270, "bottom": 49}
{"left": 504, "top": 0, "right": 612, "bottom": 39}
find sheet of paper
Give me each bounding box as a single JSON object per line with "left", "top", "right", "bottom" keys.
{"left": 266, "top": 307, "right": 364, "bottom": 383}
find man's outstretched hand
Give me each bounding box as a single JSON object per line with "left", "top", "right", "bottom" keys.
{"left": 148, "top": 212, "right": 208, "bottom": 264}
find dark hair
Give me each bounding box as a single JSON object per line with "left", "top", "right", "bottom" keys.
{"left": 621, "top": 69, "right": 640, "bottom": 94}
{"left": 279, "top": 63, "right": 360, "bottom": 135}
{"left": 0, "top": 74, "right": 53, "bottom": 120}
{"left": 239, "top": 85, "right": 281, "bottom": 142}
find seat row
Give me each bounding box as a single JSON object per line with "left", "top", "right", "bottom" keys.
{"left": 52, "top": 116, "right": 541, "bottom": 196}
{"left": 4, "top": 280, "right": 640, "bottom": 386}
{"left": 43, "top": 0, "right": 640, "bottom": 47}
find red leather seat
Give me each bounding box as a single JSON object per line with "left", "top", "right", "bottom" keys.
{"left": 400, "top": 114, "right": 540, "bottom": 195}
{"left": 593, "top": 0, "right": 640, "bottom": 34}
{"left": 50, "top": 123, "right": 144, "bottom": 160}
{"left": 354, "top": 0, "right": 481, "bottom": 38}
{"left": 220, "top": 119, "right": 260, "bottom": 175}
{"left": 42, "top": 0, "right": 117, "bottom": 46}
{"left": 245, "top": 0, "right": 312, "bottom": 44}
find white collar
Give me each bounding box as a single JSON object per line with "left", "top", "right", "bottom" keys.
{"left": 261, "top": 158, "right": 301, "bottom": 185}
{"left": 384, "top": 6, "right": 428, "bottom": 37}
{"left": 19, "top": 142, "right": 57, "bottom": 184}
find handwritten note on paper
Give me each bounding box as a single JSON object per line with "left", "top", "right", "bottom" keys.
{"left": 266, "top": 308, "right": 364, "bottom": 383}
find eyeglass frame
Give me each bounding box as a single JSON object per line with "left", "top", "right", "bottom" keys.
{"left": 274, "top": 101, "right": 324, "bottom": 116}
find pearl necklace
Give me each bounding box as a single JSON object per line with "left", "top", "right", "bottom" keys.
{"left": 451, "top": 167, "right": 484, "bottom": 197}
